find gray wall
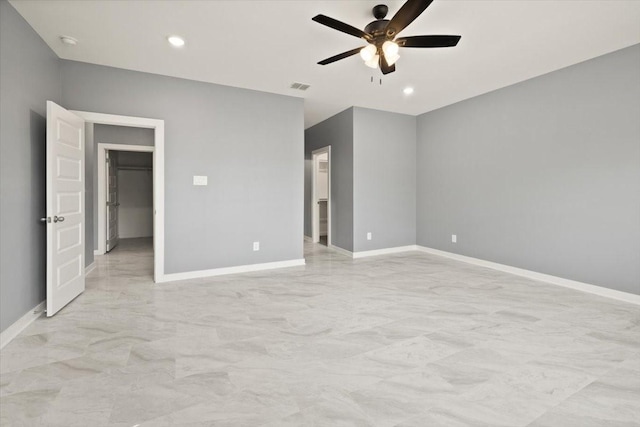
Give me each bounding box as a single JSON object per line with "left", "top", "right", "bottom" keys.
{"left": 62, "top": 60, "right": 304, "bottom": 274}
{"left": 0, "top": 0, "right": 62, "bottom": 331}
{"left": 417, "top": 44, "right": 640, "bottom": 295}
{"left": 353, "top": 107, "right": 416, "bottom": 252}
{"left": 304, "top": 108, "right": 354, "bottom": 251}
{"left": 91, "top": 124, "right": 155, "bottom": 250}
{"left": 94, "top": 124, "right": 154, "bottom": 146}
{"left": 304, "top": 107, "right": 417, "bottom": 253}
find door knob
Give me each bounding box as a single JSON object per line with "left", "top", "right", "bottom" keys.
{"left": 54, "top": 216, "right": 65, "bottom": 223}
{"left": 40, "top": 217, "right": 51, "bottom": 223}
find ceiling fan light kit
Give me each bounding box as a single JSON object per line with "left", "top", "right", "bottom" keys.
{"left": 365, "top": 54, "right": 380, "bottom": 69}
{"left": 312, "top": 0, "right": 461, "bottom": 75}
{"left": 382, "top": 41, "right": 400, "bottom": 65}
{"left": 360, "top": 44, "right": 377, "bottom": 61}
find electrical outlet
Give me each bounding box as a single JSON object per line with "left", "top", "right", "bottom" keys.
{"left": 367, "top": 232, "right": 372, "bottom": 241}
{"left": 451, "top": 234, "right": 457, "bottom": 243}
{"left": 253, "top": 241, "right": 260, "bottom": 251}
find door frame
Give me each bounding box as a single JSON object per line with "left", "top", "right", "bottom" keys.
{"left": 72, "top": 111, "right": 164, "bottom": 283}
{"left": 98, "top": 143, "right": 154, "bottom": 254}
{"left": 311, "top": 146, "right": 331, "bottom": 245}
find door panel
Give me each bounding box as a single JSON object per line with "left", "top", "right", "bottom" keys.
{"left": 46, "top": 101, "right": 85, "bottom": 317}
{"left": 56, "top": 223, "right": 82, "bottom": 253}
{"left": 57, "top": 256, "right": 83, "bottom": 289}
{"left": 57, "top": 192, "right": 82, "bottom": 215}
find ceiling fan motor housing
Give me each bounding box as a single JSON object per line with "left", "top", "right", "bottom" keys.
{"left": 364, "top": 19, "right": 390, "bottom": 39}
{"left": 367, "top": 4, "right": 393, "bottom": 45}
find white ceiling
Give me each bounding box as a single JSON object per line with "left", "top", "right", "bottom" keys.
{"left": 10, "top": 0, "right": 640, "bottom": 128}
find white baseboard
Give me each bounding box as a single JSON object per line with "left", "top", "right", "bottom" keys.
{"left": 328, "top": 244, "right": 353, "bottom": 257}
{"left": 328, "top": 244, "right": 419, "bottom": 259}
{"left": 1, "top": 301, "right": 46, "bottom": 349}
{"left": 93, "top": 249, "right": 103, "bottom": 256}
{"left": 158, "top": 258, "right": 306, "bottom": 283}
{"left": 416, "top": 246, "right": 640, "bottom": 306}
{"left": 85, "top": 262, "right": 96, "bottom": 277}
{"left": 304, "top": 235, "right": 313, "bottom": 242}
{"left": 353, "top": 245, "right": 419, "bottom": 259}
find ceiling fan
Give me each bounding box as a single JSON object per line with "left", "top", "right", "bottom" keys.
{"left": 312, "top": 0, "right": 461, "bottom": 75}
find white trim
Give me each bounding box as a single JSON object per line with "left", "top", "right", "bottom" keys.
{"left": 93, "top": 249, "right": 102, "bottom": 256}
{"left": 328, "top": 244, "right": 353, "bottom": 257}
{"left": 304, "top": 235, "right": 313, "bottom": 242}
{"left": 416, "top": 246, "right": 640, "bottom": 305}
{"left": 70, "top": 111, "right": 159, "bottom": 129}
{"left": 158, "top": 259, "right": 306, "bottom": 283}
{"left": 327, "top": 244, "right": 419, "bottom": 259}
{"left": 1, "top": 301, "right": 46, "bottom": 349}
{"left": 311, "top": 146, "right": 331, "bottom": 246}
{"left": 153, "top": 122, "right": 165, "bottom": 283}
{"left": 72, "top": 111, "right": 164, "bottom": 283}
{"left": 353, "top": 245, "right": 419, "bottom": 259}
{"left": 85, "top": 262, "right": 96, "bottom": 277}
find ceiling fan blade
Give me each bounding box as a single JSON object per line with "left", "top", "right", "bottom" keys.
{"left": 396, "top": 35, "right": 461, "bottom": 48}
{"left": 380, "top": 55, "right": 396, "bottom": 75}
{"left": 386, "top": 0, "right": 434, "bottom": 37}
{"left": 318, "top": 47, "right": 364, "bottom": 65}
{"left": 312, "top": 15, "right": 370, "bottom": 40}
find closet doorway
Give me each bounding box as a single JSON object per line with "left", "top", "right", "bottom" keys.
{"left": 311, "top": 146, "right": 331, "bottom": 246}
{"left": 97, "top": 143, "right": 154, "bottom": 255}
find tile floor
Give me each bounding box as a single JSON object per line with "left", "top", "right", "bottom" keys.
{"left": 1, "top": 238, "right": 639, "bottom": 426}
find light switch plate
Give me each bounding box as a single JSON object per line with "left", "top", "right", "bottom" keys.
{"left": 193, "top": 175, "right": 208, "bottom": 186}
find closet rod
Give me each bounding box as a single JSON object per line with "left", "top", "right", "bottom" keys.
{"left": 117, "top": 166, "right": 152, "bottom": 171}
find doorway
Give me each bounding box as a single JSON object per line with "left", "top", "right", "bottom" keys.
{"left": 98, "top": 144, "right": 154, "bottom": 256}
{"left": 312, "top": 146, "right": 331, "bottom": 246}
{"left": 103, "top": 149, "right": 154, "bottom": 254}
{"left": 72, "top": 110, "right": 165, "bottom": 283}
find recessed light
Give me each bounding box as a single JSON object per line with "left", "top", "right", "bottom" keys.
{"left": 403, "top": 87, "right": 414, "bottom": 95}
{"left": 167, "top": 35, "right": 185, "bottom": 47}
{"left": 59, "top": 36, "right": 78, "bottom": 46}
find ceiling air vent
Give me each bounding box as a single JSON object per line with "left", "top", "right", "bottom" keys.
{"left": 290, "top": 82, "right": 311, "bottom": 91}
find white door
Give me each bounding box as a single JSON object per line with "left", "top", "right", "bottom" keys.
{"left": 106, "top": 151, "right": 119, "bottom": 252}
{"left": 45, "top": 101, "right": 85, "bottom": 317}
